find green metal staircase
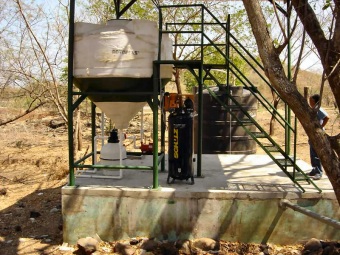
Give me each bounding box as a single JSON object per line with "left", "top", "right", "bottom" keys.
{"left": 157, "top": 4, "right": 321, "bottom": 192}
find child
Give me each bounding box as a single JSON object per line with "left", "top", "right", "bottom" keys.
{"left": 308, "top": 94, "right": 329, "bottom": 180}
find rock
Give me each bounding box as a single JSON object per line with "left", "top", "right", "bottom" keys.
{"left": 192, "top": 238, "right": 220, "bottom": 251}
{"left": 260, "top": 244, "right": 270, "bottom": 255}
{"left": 50, "top": 207, "right": 59, "bottom": 213}
{"left": 141, "top": 239, "right": 159, "bottom": 251}
{"left": 29, "top": 211, "right": 41, "bottom": 218}
{"left": 114, "top": 242, "right": 136, "bottom": 255}
{"left": 304, "top": 238, "right": 322, "bottom": 254}
{"left": 17, "top": 202, "right": 25, "bottom": 208}
{"left": 59, "top": 243, "right": 75, "bottom": 252}
{"left": 321, "top": 241, "right": 340, "bottom": 255}
{"left": 140, "top": 251, "right": 154, "bottom": 255}
{"left": 0, "top": 188, "right": 7, "bottom": 196}
{"left": 77, "top": 237, "right": 99, "bottom": 255}
{"left": 175, "top": 239, "right": 191, "bottom": 254}
{"left": 130, "top": 238, "right": 139, "bottom": 245}
{"left": 14, "top": 226, "right": 22, "bottom": 232}
{"left": 49, "top": 119, "right": 66, "bottom": 129}
{"left": 159, "top": 242, "right": 179, "bottom": 255}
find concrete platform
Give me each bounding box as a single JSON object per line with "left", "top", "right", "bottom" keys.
{"left": 71, "top": 154, "right": 332, "bottom": 193}
{"left": 62, "top": 154, "right": 339, "bottom": 245}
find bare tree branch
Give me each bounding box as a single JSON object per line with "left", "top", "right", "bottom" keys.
{"left": 0, "top": 102, "right": 46, "bottom": 126}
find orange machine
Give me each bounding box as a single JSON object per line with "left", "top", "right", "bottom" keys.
{"left": 163, "top": 92, "right": 194, "bottom": 111}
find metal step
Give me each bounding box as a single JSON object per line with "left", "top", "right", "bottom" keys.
{"left": 263, "top": 145, "right": 280, "bottom": 152}
{"left": 252, "top": 132, "right": 267, "bottom": 138}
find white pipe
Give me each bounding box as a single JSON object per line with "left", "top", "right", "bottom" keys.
{"left": 76, "top": 174, "right": 123, "bottom": 179}
{"left": 101, "top": 113, "right": 105, "bottom": 146}
{"left": 117, "top": 129, "right": 124, "bottom": 179}
{"left": 126, "top": 135, "right": 139, "bottom": 149}
{"left": 141, "top": 106, "right": 144, "bottom": 142}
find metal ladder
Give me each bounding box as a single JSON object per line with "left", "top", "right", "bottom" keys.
{"left": 157, "top": 4, "right": 321, "bottom": 192}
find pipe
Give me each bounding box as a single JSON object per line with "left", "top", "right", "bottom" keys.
{"left": 141, "top": 106, "right": 144, "bottom": 142}
{"left": 75, "top": 174, "right": 124, "bottom": 179}
{"left": 280, "top": 199, "right": 340, "bottom": 229}
{"left": 126, "top": 135, "right": 140, "bottom": 149}
{"left": 101, "top": 113, "right": 105, "bottom": 146}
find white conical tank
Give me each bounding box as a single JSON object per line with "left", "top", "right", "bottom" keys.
{"left": 73, "top": 19, "right": 173, "bottom": 129}
{"left": 74, "top": 19, "right": 173, "bottom": 80}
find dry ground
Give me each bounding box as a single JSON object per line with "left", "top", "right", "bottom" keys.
{"left": 0, "top": 105, "right": 339, "bottom": 255}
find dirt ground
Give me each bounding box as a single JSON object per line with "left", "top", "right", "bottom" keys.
{"left": 0, "top": 105, "right": 339, "bottom": 255}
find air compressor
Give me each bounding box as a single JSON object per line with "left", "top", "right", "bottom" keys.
{"left": 167, "top": 98, "right": 194, "bottom": 184}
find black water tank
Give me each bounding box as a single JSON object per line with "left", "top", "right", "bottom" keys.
{"left": 195, "top": 86, "right": 257, "bottom": 154}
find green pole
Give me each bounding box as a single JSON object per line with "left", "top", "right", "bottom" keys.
{"left": 196, "top": 6, "right": 204, "bottom": 177}
{"left": 91, "top": 102, "right": 96, "bottom": 165}
{"left": 67, "top": 0, "right": 75, "bottom": 186}
{"left": 286, "top": 0, "right": 292, "bottom": 156}
{"left": 161, "top": 105, "right": 166, "bottom": 172}
{"left": 152, "top": 63, "right": 159, "bottom": 189}
{"left": 227, "top": 15, "right": 230, "bottom": 86}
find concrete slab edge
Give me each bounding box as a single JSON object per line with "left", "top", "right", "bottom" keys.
{"left": 61, "top": 185, "right": 336, "bottom": 200}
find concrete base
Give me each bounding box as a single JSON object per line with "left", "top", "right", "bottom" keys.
{"left": 62, "top": 154, "right": 339, "bottom": 244}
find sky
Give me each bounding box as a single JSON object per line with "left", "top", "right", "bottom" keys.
{"left": 8, "top": 0, "right": 325, "bottom": 73}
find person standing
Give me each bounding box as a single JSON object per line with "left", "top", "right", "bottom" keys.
{"left": 308, "top": 94, "right": 329, "bottom": 180}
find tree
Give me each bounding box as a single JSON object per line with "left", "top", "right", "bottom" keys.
{"left": 0, "top": 0, "right": 69, "bottom": 125}
{"left": 242, "top": 1, "right": 340, "bottom": 203}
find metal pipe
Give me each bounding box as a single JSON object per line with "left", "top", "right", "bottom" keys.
{"left": 67, "top": 0, "right": 76, "bottom": 186}
{"left": 152, "top": 63, "right": 159, "bottom": 189}
{"left": 141, "top": 107, "right": 144, "bottom": 143}
{"left": 286, "top": 0, "right": 292, "bottom": 156}
{"left": 280, "top": 199, "right": 340, "bottom": 229}
{"left": 101, "top": 112, "right": 105, "bottom": 146}
{"left": 76, "top": 174, "right": 123, "bottom": 179}
{"left": 118, "top": 129, "right": 125, "bottom": 179}
{"left": 76, "top": 164, "right": 153, "bottom": 170}
{"left": 126, "top": 135, "right": 139, "bottom": 149}
{"left": 196, "top": 6, "right": 204, "bottom": 177}
{"left": 91, "top": 103, "right": 96, "bottom": 165}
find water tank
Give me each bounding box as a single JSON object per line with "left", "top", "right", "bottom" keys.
{"left": 72, "top": 19, "right": 174, "bottom": 129}
{"left": 195, "top": 86, "right": 257, "bottom": 154}
{"left": 73, "top": 19, "right": 173, "bottom": 103}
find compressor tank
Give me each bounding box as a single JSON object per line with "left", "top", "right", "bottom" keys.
{"left": 168, "top": 106, "right": 194, "bottom": 184}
